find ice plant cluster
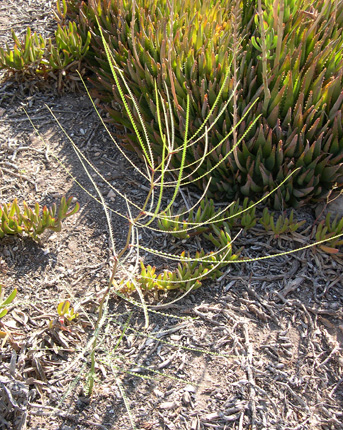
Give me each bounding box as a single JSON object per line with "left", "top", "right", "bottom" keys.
{"left": 0, "top": 196, "right": 80, "bottom": 239}
{"left": 65, "top": 0, "right": 343, "bottom": 208}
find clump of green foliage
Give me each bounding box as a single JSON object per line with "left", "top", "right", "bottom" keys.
{"left": 0, "top": 285, "right": 17, "bottom": 321}
{"left": 64, "top": 0, "right": 343, "bottom": 208}
{"left": 48, "top": 300, "right": 79, "bottom": 330}
{"left": 121, "top": 225, "right": 239, "bottom": 294}
{"left": 57, "top": 300, "right": 79, "bottom": 323}
{"left": 0, "top": 196, "right": 80, "bottom": 239}
{"left": 0, "top": 285, "right": 17, "bottom": 345}
{"left": 2, "top": 0, "right": 342, "bottom": 206}
{"left": 0, "top": 19, "right": 91, "bottom": 91}
{"left": 315, "top": 212, "right": 343, "bottom": 253}
{"left": 260, "top": 208, "right": 306, "bottom": 237}
{"left": 158, "top": 197, "right": 257, "bottom": 239}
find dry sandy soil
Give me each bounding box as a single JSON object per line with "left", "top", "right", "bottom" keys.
{"left": 0, "top": 2, "right": 343, "bottom": 430}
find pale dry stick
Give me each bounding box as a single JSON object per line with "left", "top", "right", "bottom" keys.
{"left": 242, "top": 323, "right": 257, "bottom": 430}
{"left": 1, "top": 160, "right": 19, "bottom": 170}
{"left": 84, "top": 123, "right": 101, "bottom": 150}
{"left": 329, "top": 376, "right": 343, "bottom": 398}
{"left": 0, "top": 185, "right": 14, "bottom": 193}
{"left": 279, "top": 275, "right": 307, "bottom": 297}
{"left": 315, "top": 276, "right": 342, "bottom": 299}
{"left": 9, "top": 145, "right": 49, "bottom": 162}
{"left": 0, "top": 115, "right": 47, "bottom": 122}
{"left": 1, "top": 160, "right": 16, "bottom": 169}
{"left": 301, "top": 303, "right": 314, "bottom": 333}
{"left": 317, "top": 344, "right": 340, "bottom": 368}
{"left": 238, "top": 411, "right": 244, "bottom": 430}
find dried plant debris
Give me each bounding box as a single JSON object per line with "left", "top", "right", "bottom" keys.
{"left": 0, "top": 374, "right": 28, "bottom": 430}
{"left": 0, "top": 1, "right": 342, "bottom": 430}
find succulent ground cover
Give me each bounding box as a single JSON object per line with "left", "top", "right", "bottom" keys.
{"left": 0, "top": 2, "right": 343, "bottom": 430}
{"left": 64, "top": 0, "right": 343, "bottom": 209}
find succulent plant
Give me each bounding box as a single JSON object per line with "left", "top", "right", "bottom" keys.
{"left": 0, "top": 285, "right": 17, "bottom": 320}
{"left": 260, "top": 208, "right": 306, "bottom": 237}
{"left": 157, "top": 196, "right": 257, "bottom": 240}
{"left": 66, "top": 0, "right": 343, "bottom": 208}
{"left": 0, "top": 18, "right": 91, "bottom": 91}
{"left": 121, "top": 223, "right": 239, "bottom": 293}
{"left": 57, "top": 300, "right": 79, "bottom": 322}
{"left": 0, "top": 28, "right": 46, "bottom": 73}
{"left": 315, "top": 212, "right": 343, "bottom": 253}
{"left": 0, "top": 196, "right": 80, "bottom": 239}
{"left": 157, "top": 199, "right": 221, "bottom": 240}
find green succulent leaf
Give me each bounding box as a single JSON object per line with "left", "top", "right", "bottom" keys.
{"left": 0, "top": 196, "right": 79, "bottom": 239}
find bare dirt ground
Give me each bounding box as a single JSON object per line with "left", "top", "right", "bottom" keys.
{"left": 0, "top": 2, "right": 342, "bottom": 430}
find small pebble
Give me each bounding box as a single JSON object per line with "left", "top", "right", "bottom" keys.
{"left": 153, "top": 388, "right": 164, "bottom": 397}
{"left": 159, "top": 401, "right": 177, "bottom": 410}
{"left": 182, "top": 391, "right": 191, "bottom": 405}
{"left": 184, "top": 384, "right": 196, "bottom": 393}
